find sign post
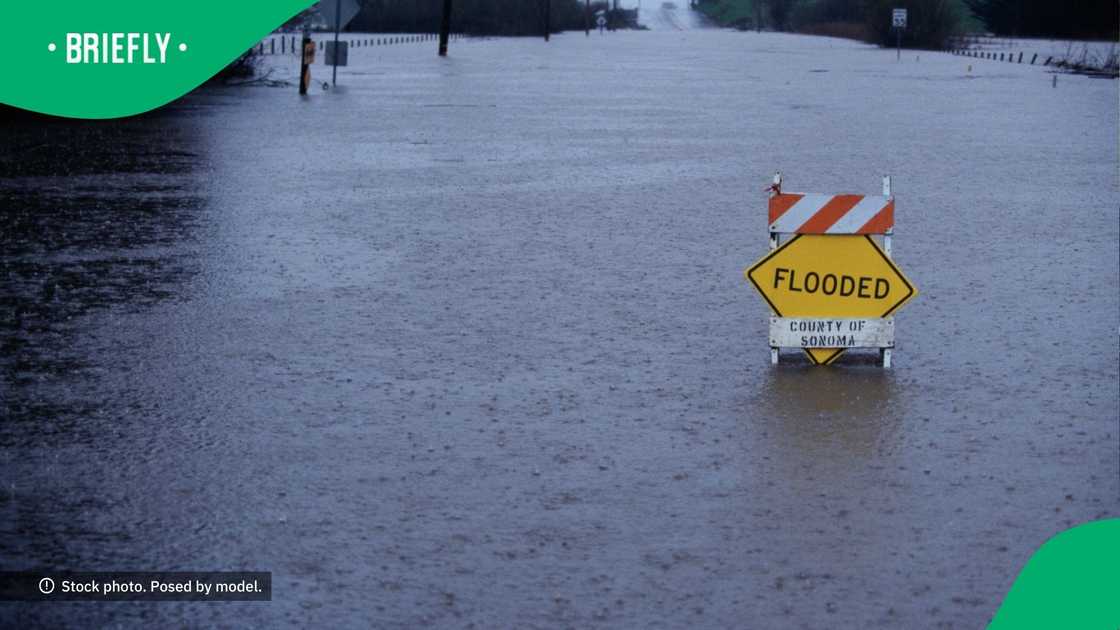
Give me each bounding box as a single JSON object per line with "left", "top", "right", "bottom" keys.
{"left": 332, "top": 0, "right": 341, "bottom": 85}
{"left": 892, "top": 8, "right": 907, "bottom": 61}
{"left": 318, "top": 0, "right": 359, "bottom": 86}
{"left": 745, "top": 174, "right": 918, "bottom": 367}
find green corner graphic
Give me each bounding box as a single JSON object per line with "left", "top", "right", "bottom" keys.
{"left": 989, "top": 518, "right": 1120, "bottom": 629}
{"left": 1, "top": 1, "right": 314, "bottom": 118}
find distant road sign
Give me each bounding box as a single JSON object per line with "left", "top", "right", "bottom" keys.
{"left": 597, "top": 15, "right": 607, "bottom": 27}
{"left": 892, "top": 8, "right": 907, "bottom": 28}
{"left": 319, "top": 0, "right": 360, "bottom": 30}
{"left": 745, "top": 234, "right": 916, "bottom": 365}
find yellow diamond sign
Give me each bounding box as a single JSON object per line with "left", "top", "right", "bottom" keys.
{"left": 745, "top": 235, "right": 918, "bottom": 365}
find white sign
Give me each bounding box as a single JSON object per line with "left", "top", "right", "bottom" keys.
{"left": 769, "top": 317, "right": 895, "bottom": 348}
{"left": 597, "top": 16, "right": 607, "bottom": 27}
{"left": 892, "top": 8, "right": 907, "bottom": 28}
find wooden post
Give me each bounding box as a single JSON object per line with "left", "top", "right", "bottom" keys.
{"left": 1031, "top": 53, "right": 1037, "bottom": 64}
{"left": 1017, "top": 52, "right": 1023, "bottom": 63}
{"left": 545, "top": 0, "right": 551, "bottom": 42}
{"left": 881, "top": 175, "right": 893, "bottom": 258}
{"left": 768, "top": 172, "right": 782, "bottom": 252}
{"left": 331, "top": 0, "right": 341, "bottom": 86}
{"left": 585, "top": 0, "right": 590, "bottom": 36}
{"left": 768, "top": 171, "right": 781, "bottom": 364}
{"left": 439, "top": 0, "right": 452, "bottom": 56}
{"left": 881, "top": 174, "right": 893, "bottom": 369}
{"left": 299, "top": 31, "right": 314, "bottom": 95}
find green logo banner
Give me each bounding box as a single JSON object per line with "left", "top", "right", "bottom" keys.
{"left": 989, "top": 518, "right": 1119, "bottom": 629}
{"left": 0, "top": 1, "right": 313, "bottom": 119}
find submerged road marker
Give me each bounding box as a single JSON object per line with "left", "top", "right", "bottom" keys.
{"left": 745, "top": 173, "right": 918, "bottom": 367}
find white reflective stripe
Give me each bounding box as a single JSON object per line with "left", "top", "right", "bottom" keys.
{"left": 769, "top": 194, "right": 831, "bottom": 233}
{"left": 825, "top": 195, "right": 890, "bottom": 234}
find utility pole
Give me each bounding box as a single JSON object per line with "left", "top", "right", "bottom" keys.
{"left": 544, "top": 0, "right": 551, "bottom": 42}
{"left": 439, "top": 0, "right": 452, "bottom": 56}
{"left": 331, "top": 0, "right": 341, "bottom": 85}
{"left": 299, "top": 26, "right": 314, "bottom": 95}
{"left": 585, "top": 0, "right": 590, "bottom": 36}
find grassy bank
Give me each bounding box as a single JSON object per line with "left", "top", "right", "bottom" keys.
{"left": 695, "top": 0, "right": 759, "bottom": 30}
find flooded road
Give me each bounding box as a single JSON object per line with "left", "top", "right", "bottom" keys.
{"left": 2, "top": 30, "right": 1118, "bottom": 627}
{"left": 631, "top": 1, "right": 714, "bottom": 31}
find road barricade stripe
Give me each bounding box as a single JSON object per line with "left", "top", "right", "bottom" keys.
{"left": 769, "top": 193, "right": 894, "bottom": 234}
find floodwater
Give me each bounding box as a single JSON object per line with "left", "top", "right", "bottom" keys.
{"left": 2, "top": 28, "right": 1118, "bottom": 628}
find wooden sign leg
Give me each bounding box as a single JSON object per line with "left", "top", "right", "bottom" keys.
{"left": 768, "top": 171, "right": 782, "bottom": 364}
{"left": 882, "top": 174, "right": 894, "bottom": 368}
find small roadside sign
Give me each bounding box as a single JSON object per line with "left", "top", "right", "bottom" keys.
{"left": 892, "top": 8, "right": 907, "bottom": 28}
{"left": 746, "top": 234, "right": 917, "bottom": 365}
{"left": 597, "top": 15, "right": 607, "bottom": 27}
{"left": 325, "top": 40, "right": 348, "bottom": 66}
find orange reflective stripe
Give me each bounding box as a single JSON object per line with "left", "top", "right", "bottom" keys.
{"left": 857, "top": 200, "right": 894, "bottom": 234}
{"left": 768, "top": 193, "right": 803, "bottom": 224}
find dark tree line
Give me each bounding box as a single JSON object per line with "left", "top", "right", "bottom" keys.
{"left": 750, "top": 0, "right": 1120, "bottom": 48}
{"left": 752, "top": 0, "right": 959, "bottom": 48}
{"left": 965, "top": 0, "right": 1118, "bottom": 39}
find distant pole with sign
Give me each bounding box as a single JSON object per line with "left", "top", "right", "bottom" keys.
{"left": 439, "top": 0, "right": 452, "bottom": 56}
{"left": 319, "top": 0, "right": 358, "bottom": 85}
{"left": 892, "top": 8, "right": 907, "bottom": 61}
